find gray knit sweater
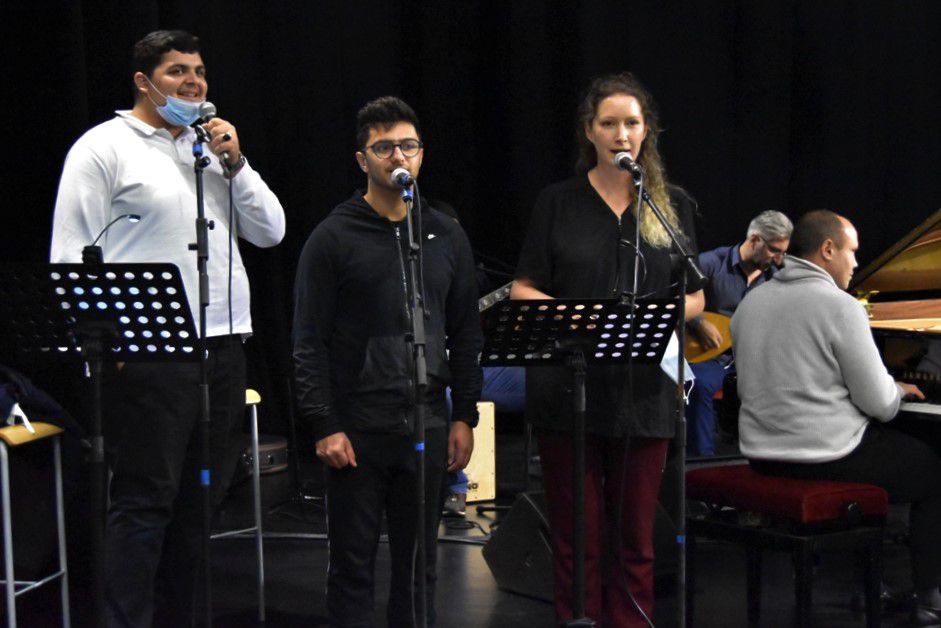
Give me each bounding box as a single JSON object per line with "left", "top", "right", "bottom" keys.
{"left": 730, "top": 256, "right": 902, "bottom": 463}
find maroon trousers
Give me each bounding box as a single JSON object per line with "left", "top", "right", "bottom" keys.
{"left": 537, "top": 430, "right": 669, "bottom": 628}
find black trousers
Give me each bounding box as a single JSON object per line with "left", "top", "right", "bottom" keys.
{"left": 751, "top": 420, "right": 941, "bottom": 590}
{"left": 102, "top": 336, "right": 246, "bottom": 628}
{"left": 325, "top": 427, "right": 448, "bottom": 628}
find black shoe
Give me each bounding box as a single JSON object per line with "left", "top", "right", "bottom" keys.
{"left": 442, "top": 492, "right": 466, "bottom": 518}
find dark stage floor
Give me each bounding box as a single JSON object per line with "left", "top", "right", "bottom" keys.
{"left": 11, "top": 434, "right": 925, "bottom": 627}
{"left": 210, "top": 531, "right": 918, "bottom": 627}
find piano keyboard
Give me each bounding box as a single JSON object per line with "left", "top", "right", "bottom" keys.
{"left": 899, "top": 401, "right": 941, "bottom": 416}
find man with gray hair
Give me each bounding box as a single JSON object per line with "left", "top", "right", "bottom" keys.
{"left": 686, "top": 210, "right": 793, "bottom": 456}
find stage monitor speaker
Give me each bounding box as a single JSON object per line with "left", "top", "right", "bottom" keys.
{"left": 482, "top": 491, "right": 553, "bottom": 602}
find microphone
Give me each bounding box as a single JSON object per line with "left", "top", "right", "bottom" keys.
{"left": 82, "top": 214, "right": 143, "bottom": 264}
{"left": 192, "top": 102, "right": 232, "bottom": 164}
{"left": 390, "top": 167, "right": 414, "bottom": 188}
{"left": 190, "top": 101, "right": 215, "bottom": 144}
{"left": 196, "top": 101, "right": 217, "bottom": 123}
{"left": 614, "top": 151, "right": 643, "bottom": 179}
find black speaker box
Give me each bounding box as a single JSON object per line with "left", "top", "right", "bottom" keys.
{"left": 482, "top": 491, "right": 553, "bottom": 601}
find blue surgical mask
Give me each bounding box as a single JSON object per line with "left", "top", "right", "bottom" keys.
{"left": 144, "top": 77, "right": 203, "bottom": 127}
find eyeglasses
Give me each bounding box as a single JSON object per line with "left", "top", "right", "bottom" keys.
{"left": 363, "top": 139, "right": 423, "bottom": 159}
{"left": 759, "top": 236, "right": 787, "bottom": 257}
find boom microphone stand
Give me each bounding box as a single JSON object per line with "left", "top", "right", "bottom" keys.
{"left": 190, "top": 123, "right": 215, "bottom": 628}
{"left": 624, "top": 161, "right": 705, "bottom": 628}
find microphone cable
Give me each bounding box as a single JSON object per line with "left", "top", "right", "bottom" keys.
{"left": 227, "top": 168, "right": 235, "bottom": 337}
{"left": 412, "top": 179, "right": 429, "bottom": 320}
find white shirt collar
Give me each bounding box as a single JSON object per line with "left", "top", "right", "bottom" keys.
{"left": 115, "top": 109, "right": 195, "bottom": 142}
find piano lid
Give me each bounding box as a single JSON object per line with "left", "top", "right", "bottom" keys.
{"left": 850, "top": 207, "right": 941, "bottom": 333}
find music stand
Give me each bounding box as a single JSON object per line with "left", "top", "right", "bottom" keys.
{"left": 0, "top": 262, "right": 198, "bottom": 628}
{"left": 482, "top": 297, "right": 678, "bottom": 626}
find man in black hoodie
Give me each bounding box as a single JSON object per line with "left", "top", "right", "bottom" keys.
{"left": 293, "top": 96, "right": 483, "bottom": 626}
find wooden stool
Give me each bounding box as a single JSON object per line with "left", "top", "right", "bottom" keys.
{"left": 210, "top": 389, "right": 264, "bottom": 622}
{"left": 0, "top": 422, "right": 70, "bottom": 628}
{"left": 686, "top": 464, "right": 887, "bottom": 627}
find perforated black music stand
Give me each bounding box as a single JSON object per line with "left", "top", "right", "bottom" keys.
{"left": 482, "top": 297, "right": 678, "bottom": 366}
{"left": 481, "top": 297, "right": 678, "bottom": 626}
{"left": 0, "top": 262, "right": 198, "bottom": 627}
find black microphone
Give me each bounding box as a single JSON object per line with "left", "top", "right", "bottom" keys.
{"left": 391, "top": 167, "right": 414, "bottom": 188}
{"left": 82, "top": 214, "right": 143, "bottom": 264}
{"left": 614, "top": 151, "right": 643, "bottom": 179}
{"left": 190, "top": 102, "right": 215, "bottom": 143}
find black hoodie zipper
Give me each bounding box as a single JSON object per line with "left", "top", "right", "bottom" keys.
{"left": 393, "top": 225, "right": 412, "bottom": 327}
{"left": 393, "top": 224, "right": 416, "bottom": 417}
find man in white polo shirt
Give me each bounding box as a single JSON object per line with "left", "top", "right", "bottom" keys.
{"left": 50, "top": 30, "right": 284, "bottom": 627}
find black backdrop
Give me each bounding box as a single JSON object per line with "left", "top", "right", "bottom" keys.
{"left": 3, "top": 1, "right": 940, "bottom": 434}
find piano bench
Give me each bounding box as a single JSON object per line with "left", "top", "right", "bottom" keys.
{"left": 686, "top": 464, "right": 887, "bottom": 628}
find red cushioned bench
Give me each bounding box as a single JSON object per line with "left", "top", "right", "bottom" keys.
{"left": 686, "top": 464, "right": 888, "bottom": 628}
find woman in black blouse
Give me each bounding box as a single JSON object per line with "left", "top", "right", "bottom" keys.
{"left": 512, "top": 72, "right": 705, "bottom": 626}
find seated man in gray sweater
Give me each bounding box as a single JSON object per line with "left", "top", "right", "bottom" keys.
{"left": 731, "top": 210, "right": 941, "bottom": 624}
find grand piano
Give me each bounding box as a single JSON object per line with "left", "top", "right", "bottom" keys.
{"left": 850, "top": 208, "right": 941, "bottom": 419}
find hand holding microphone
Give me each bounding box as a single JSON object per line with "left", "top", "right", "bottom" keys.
{"left": 193, "top": 101, "right": 241, "bottom": 169}
{"left": 205, "top": 118, "right": 239, "bottom": 169}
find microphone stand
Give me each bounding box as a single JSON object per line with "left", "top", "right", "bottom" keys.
{"left": 80, "top": 320, "right": 110, "bottom": 628}
{"left": 400, "top": 182, "right": 429, "bottom": 628}
{"left": 190, "top": 124, "right": 215, "bottom": 628}
{"left": 78, "top": 213, "right": 140, "bottom": 627}
{"left": 630, "top": 172, "right": 705, "bottom": 628}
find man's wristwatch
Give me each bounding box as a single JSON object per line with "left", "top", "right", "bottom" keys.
{"left": 224, "top": 153, "right": 247, "bottom": 177}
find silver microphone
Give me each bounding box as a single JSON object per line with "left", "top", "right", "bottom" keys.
{"left": 196, "top": 101, "right": 217, "bottom": 122}
{"left": 194, "top": 102, "right": 232, "bottom": 164}
{"left": 390, "top": 167, "right": 414, "bottom": 188}
{"left": 614, "top": 151, "right": 643, "bottom": 178}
